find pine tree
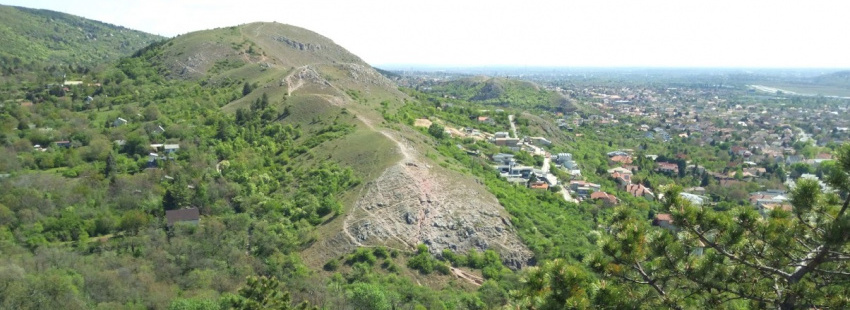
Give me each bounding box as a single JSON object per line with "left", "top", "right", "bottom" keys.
{"left": 514, "top": 143, "right": 850, "bottom": 309}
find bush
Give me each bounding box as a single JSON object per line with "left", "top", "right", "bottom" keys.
{"left": 428, "top": 123, "right": 445, "bottom": 139}
{"left": 346, "top": 248, "right": 377, "bottom": 266}
{"left": 324, "top": 258, "right": 340, "bottom": 271}
{"left": 373, "top": 246, "right": 389, "bottom": 259}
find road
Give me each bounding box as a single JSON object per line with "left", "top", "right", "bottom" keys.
{"left": 560, "top": 187, "right": 577, "bottom": 203}
{"left": 510, "top": 113, "right": 577, "bottom": 203}
{"left": 508, "top": 114, "right": 518, "bottom": 138}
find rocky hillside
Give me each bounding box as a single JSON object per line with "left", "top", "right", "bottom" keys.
{"left": 0, "top": 5, "right": 162, "bottom": 65}
{"left": 151, "top": 22, "right": 533, "bottom": 268}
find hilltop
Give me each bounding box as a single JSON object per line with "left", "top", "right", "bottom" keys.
{"left": 0, "top": 5, "right": 162, "bottom": 66}
{"left": 128, "top": 22, "right": 533, "bottom": 268}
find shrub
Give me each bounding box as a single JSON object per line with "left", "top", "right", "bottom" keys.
{"left": 324, "top": 258, "right": 340, "bottom": 271}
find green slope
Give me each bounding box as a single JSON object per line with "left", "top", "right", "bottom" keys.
{"left": 424, "top": 76, "right": 577, "bottom": 112}
{"left": 0, "top": 5, "right": 162, "bottom": 65}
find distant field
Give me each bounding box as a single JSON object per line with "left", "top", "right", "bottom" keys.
{"left": 757, "top": 83, "right": 850, "bottom": 98}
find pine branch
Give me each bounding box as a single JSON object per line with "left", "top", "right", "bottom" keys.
{"left": 688, "top": 225, "right": 792, "bottom": 278}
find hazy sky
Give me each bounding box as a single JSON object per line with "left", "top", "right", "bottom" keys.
{"left": 3, "top": 0, "right": 850, "bottom": 68}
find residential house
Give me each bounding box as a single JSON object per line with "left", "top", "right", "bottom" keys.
{"left": 653, "top": 213, "right": 675, "bottom": 229}
{"left": 609, "top": 155, "right": 633, "bottom": 165}
{"left": 569, "top": 180, "right": 600, "bottom": 198}
{"left": 54, "top": 140, "right": 72, "bottom": 148}
{"left": 656, "top": 162, "right": 679, "bottom": 175}
{"left": 493, "top": 138, "right": 520, "bottom": 149}
{"left": 608, "top": 167, "right": 633, "bottom": 185}
{"left": 492, "top": 153, "right": 515, "bottom": 165}
{"left": 113, "top": 117, "right": 128, "bottom": 127}
{"left": 163, "top": 144, "right": 180, "bottom": 154}
{"left": 624, "top": 183, "right": 654, "bottom": 199}
{"left": 590, "top": 191, "right": 618, "bottom": 206}
{"left": 494, "top": 132, "right": 510, "bottom": 139}
{"left": 165, "top": 208, "right": 200, "bottom": 227}
{"left": 529, "top": 181, "right": 549, "bottom": 190}
{"left": 553, "top": 153, "right": 573, "bottom": 164}
{"left": 508, "top": 166, "right": 534, "bottom": 179}
{"left": 529, "top": 137, "right": 552, "bottom": 146}
{"left": 477, "top": 116, "right": 495, "bottom": 125}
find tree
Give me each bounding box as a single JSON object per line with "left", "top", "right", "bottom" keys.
{"left": 104, "top": 152, "right": 117, "bottom": 178}
{"left": 118, "top": 210, "right": 149, "bottom": 235}
{"left": 586, "top": 143, "right": 850, "bottom": 309}
{"left": 122, "top": 133, "right": 149, "bottom": 157}
{"left": 242, "top": 82, "right": 253, "bottom": 97}
{"left": 428, "top": 123, "right": 444, "bottom": 139}
{"left": 346, "top": 283, "right": 392, "bottom": 310}
{"left": 512, "top": 259, "right": 595, "bottom": 309}
{"left": 225, "top": 276, "right": 312, "bottom": 310}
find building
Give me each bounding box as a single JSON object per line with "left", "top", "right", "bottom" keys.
{"left": 529, "top": 181, "right": 549, "bottom": 190}
{"left": 493, "top": 138, "right": 520, "bottom": 148}
{"left": 54, "top": 140, "right": 72, "bottom": 148}
{"left": 163, "top": 144, "right": 180, "bottom": 153}
{"left": 624, "top": 183, "right": 654, "bottom": 199}
{"left": 679, "top": 192, "right": 706, "bottom": 206}
{"left": 165, "top": 208, "right": 200, "bottom": 227}
{"left": 590, "top": 191, "right": 618, "bottom": 206}
{"left": 113, "top": 117, "right": 128, "bottom": 127}
{"left": 657, "top": 162, "right": 680, "bottom": 174}
{"left": 653, "top": 213, "right": 675, "bottom": 229}
{"left": 492, "top": 153, "right": 515, "bottom": 165}
{"left": 529, "top": 137, "right": 552, "bottom": 146}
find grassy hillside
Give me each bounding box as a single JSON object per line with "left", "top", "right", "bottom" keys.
{"left": 0, "top": 5, "right": 162, "bottom": 66}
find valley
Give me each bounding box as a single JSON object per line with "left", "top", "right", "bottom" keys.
{"left": 0, "top": 3, "right": 848, "bottom": 310}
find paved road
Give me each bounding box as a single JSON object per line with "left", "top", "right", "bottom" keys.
{"left": 560, "top": 187, "right": 577, "bottom": 203}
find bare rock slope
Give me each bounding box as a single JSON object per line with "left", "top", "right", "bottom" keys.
{"left": 342, "top": 129, "right": 533, "bottom": 269}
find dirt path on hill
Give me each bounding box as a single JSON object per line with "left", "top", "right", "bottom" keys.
{"left": 284, "top": 65, "right": 310, "bottom": 96}
{"left": 451, "top": 267, "right": 484, "bottom": 286}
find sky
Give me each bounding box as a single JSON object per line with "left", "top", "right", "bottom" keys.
{"left": 3, "top": 0, "right": 850, "bottom": 68}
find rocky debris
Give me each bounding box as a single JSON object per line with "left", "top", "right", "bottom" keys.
{"left": 344, "top": 161, "right": 534, "bottom": 269}
{"left": 275, "top": 36, "right": 323, "bottom": 51}
{"left": 340, "top": 63, "right": 397, "bottom": 89}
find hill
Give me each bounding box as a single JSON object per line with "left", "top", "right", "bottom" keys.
{"left": 131, "top": 22, "right": 533, "bottom": 267}
{"left": 422, "top": 76, "right": 578, "bottom": 112}
{"left": 812, "top": 70, "right": 850, "bottom": 88}
{"left": 0, "top": 5, "right": 162, "bottom": 66}
{"left": 0, "top": 19, "right": 537, "bottom": 308}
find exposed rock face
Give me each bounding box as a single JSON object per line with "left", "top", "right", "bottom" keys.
{"left": 275, "top": 36, "right": 323, "bottom": 51}
{"left": 344, "top": 157, "right": 534, "bottom": 269}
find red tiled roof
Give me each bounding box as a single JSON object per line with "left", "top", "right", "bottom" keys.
{"left": 610, "top": 155, "right": 633, "bottom": 164}
{"left": 655, "top": 213, "right": 673, "bottom": 222}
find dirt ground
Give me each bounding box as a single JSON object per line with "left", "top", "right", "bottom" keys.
{"left": 414, "top": 118, "right": 432, "bottom": 128}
